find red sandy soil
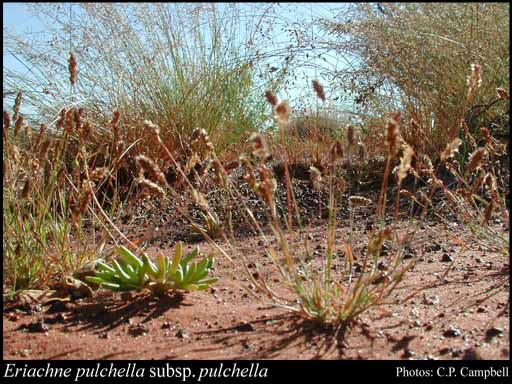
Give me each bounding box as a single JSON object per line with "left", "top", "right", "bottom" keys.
{"left": 3, "top": 218, "right": 509, "bottom": 360}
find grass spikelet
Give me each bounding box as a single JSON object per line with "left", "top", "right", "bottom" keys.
{"left": 135, "top": 155, "right": 167, "bottom": 186}
{"left": 273, "top": 100, "right": 290, "bottom": 126}
{"left": 81, "top": 120, "right": 91, "bottom": 142}
{"left": 21, "top": 176, "right": 31, "bottom": 199}
{"left": 212, "top": 159, "right": 228, "bottom": 188}
{"left": 137, "top": 177, "right": 166, "bottom": 198}
{"left": 69, "top": 52, "right": 78, "bottom": 86}
{"left": 77, "top": 180, "right": 94, "bottom": 216}
{"left": 3, "top": 111, "right": 11, "bottom": 133}
{"left": 397, "top": 144, "right": 414, "bottom": 182}
{"left": 56, "top": 108, "right": 66, "bottom": 131}
{"left": 466, "top": 63, "right": 482, "bottom": 100}
{"left": 309, "top": 166, "right": 322, "bottom": 189}
{"left": 111, "top": 109, "right": 121, "bottom": 142}
{"left": 264, "top": 90, "right": 278, "bottom": 106}
{"left": 14, "top": 115, "right": 24, "bottom": 137}
{"left": 223, "top": 159, "right": 240, "bottom": 174}
{"left": 357, "top": 141, "right": 366, "bottom": 162}
{"left": 466, "top": 147, "right": 486, "bottom": 173}
{"left": 39, "top": 139, "right": 52, "bottom": 161}
{"left": 64, "top": 108, "right": 75, "bottom": 134}
{"left": 347, "top": 124, "right": 355, "bottom": 146}
{"left": 385, "top": 114, "right": 400, "bottom": 155}
{"left": 13, "top": 91, "right": 22, "bottom": 121}
{"left": 349, "top": 195, "right": 372, "bottom": 207}
{"left": 496, "top": 87, "right": 509, "bottom": 100}
{"left": 89, "top": 167, "right": 109, "bottom": 182}
{"left": 329, "top": 140, "right": 344, "bottom": 163}
{"left": 144, "top": 119, "right": 161, "bottom": 143}
{"left": 248, "top": 133, "right": 269, "bottom": 161}
{"left": 480, "top": 127, "right": 491, "bottom": 146}
{"left": 440, "top": 138, "right": 462, "bottom": 161}
{"left": 312, "top": 80, "right": 326, "bottom": 102}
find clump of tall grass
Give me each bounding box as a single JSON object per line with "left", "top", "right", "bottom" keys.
{"left": 409, "top": 65, "right": 509, "bottom": 262}
{"left": 4, "top": 3, "right": 288, "bottom": 157}
{"left": 2, "top": 55, "right": 139, "bottom": 294}
{"left": 318, "top": 3, "right": 509, "bottom": 158}
{"left": 3, "top": 100, "right": 106, "bottom": 292}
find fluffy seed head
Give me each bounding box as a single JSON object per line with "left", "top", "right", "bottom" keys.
{"left": 135, "top": 155, "right": 167, "bottom": 186}
{"left": 273, "top": 100, "right": 290, "bottom": 125}
{"left": 137, "top": 177, "right": 165, "bottom": 198}
{"left": 397, "top": 144, "right": 414, "bottom": 182}
{"left": 309, "top": 166, "right": 322, "bottom": 189}
{"left": 466, "top": 147, "right": 486, "bottom": 172}
{"left": 440, "top": 138, "right": 462, "bottom": 161}
{"left": 248, "top": 133, "right": 269, "bottom": 161}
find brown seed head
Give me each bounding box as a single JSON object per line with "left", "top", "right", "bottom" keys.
{"left": 13, "top": 91, "right": 23, "bottom": 121}
{"left": 347, "top": 124, "right": 355, "bottom": 146}
{"left": 248, "top": 133, "right": 269, "bottom": 161}
{"left": 111, "top": 109, "right": 121, "bottom": 141}
{"left": 3, "top": 111, "right": 11, "bottom": 132}
{"left": 64, "top": 108, "right": 75, "bottom": 134}
{"left": 385, "top": 117, "right": 400, "bottom": 155}
{"left": 273, "top": 100, "right": 290, "bottom": 125}
{"left": 467, "top": 63, "right": 482, "bottom": 100}
{"left": 69, "top": 53, "right": 78, "bottom": 86}
{"left": 466, "top": 147, "right": 486, "bottom": 172}
{"left": 312, "top": 80, "right": 325, "bottom": 102}
{"left": 480, "top": 127, "right": 491, "bottom": 145}
{"left": 496, "top": 87, "right": 509, "bottom": 100}
{"left": 21, "top": 176, "right": 31, "bottom": 199}
{"left": 223, "top": 160, "right": 240, "bottom": 174}
{"left": 309, "top": 166, "right": 322, "bottom": 189}
{"left": 264, "top": 90, "right": 278, "bottom": 106}
{"left": 349, "top": 195, "right": 372, "bottom": 207}
{"left": 357, "top": 142, "right": 366, "bottom": 162}
{"left": 137, "top": 177, "right": 166, "bottom": 198}
{"left": 212, "top": 159, "right": 228, "bottom": 188}
{"left": 56, "top": 108, "right": 66, "bottom": 131}
{"left": 135, "top": 155, "right": 167, "bottom": 186}
{"left": 89, "top": 167, "right": 109, "bottom": 182}
{"left": 144, "top": 120, "right": 161, "bottom": 143}
{"left": 14, "top": 115, "right": 24, "bottom": 137}
{"left": 440, "top": 138, "right": 462, "bottom": 161}
{"left": 329, "top": 140, "right": 344, "bottom": 163}
{"left": 397, "top": 144, "right": 414, "bottom": 182}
